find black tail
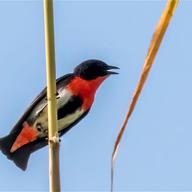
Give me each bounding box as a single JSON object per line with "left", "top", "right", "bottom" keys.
{"left": 0, "top": 134, "right": 31, "bottom": 171}
{"left": 0, "top": 133, "right": 48, "bottom": 171}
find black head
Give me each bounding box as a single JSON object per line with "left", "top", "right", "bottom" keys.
{"left": 74, "top": 59, "right": 119, "bottom": 80}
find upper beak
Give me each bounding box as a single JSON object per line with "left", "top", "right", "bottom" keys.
{"left": 106, "top": 65, "right": 120, "bottom": 75}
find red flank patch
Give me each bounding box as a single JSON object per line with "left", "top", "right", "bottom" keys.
{"left": 10, "top": 122, "right": 37, "bottom": 153}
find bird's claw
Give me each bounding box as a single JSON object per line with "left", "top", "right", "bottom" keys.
{"left": 49, "top": 135, "right": 60, "bottom": 144}
{"left": 56, "top": 92, "right": 60, "bottom": 99}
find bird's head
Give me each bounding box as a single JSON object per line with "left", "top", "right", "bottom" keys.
{"left": 74, "top": 59, "right": 119, "bottom": 80}
{"left": 68, "top": 60, "right": 119, "bottom": 109}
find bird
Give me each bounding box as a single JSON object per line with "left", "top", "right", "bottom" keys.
{"left": 0, "top": 59, "right": 119, "bottom": 171}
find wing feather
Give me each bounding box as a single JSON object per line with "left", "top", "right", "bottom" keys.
{"left": 10, "top": 73, "right": 74, "bottom": 136}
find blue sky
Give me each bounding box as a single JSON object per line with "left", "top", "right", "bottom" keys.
{"left": 0, "top": 1, "right": 191, "bottom": 191}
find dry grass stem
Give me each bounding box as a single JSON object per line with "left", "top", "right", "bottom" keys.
{"left": 111, "top": 0, "right": 179, "bottom": 191}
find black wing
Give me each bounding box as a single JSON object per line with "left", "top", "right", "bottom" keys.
{"left": 10, "top": 73, "right": 74, "bottom": 136}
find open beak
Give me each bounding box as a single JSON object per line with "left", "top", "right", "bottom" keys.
{"left": 106, "top": 65, "right": 120, "bottom": 75}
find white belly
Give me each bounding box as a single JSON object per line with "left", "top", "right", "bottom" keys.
{"left": 58, "top": 109, "right": 84, "bottom": 131}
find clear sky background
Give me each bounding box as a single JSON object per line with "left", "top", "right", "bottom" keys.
{"left": 0, "top": 1, "right": 191, "bottom": 191}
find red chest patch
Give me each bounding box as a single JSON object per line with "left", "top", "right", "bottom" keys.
{"left": 67, "top": 76, "right": 107, "bottom": 110}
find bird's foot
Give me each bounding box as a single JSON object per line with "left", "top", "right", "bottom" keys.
{"left": 49, "top": 135, "right": 60, "bottom": 144}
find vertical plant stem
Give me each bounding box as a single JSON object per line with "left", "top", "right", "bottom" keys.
{"left": 44, "top": 0, "right": 61, "bottom": 191}
{"left": 111, "top": 0, "right": 179, "bottom": 191}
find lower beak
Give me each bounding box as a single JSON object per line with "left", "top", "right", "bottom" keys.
{"left": 107, "top": 65, "right": 120, "bottom": 75}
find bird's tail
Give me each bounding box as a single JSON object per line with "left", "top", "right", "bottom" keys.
{"left": 0, "top": 133, "right": 31, "bottom": 171}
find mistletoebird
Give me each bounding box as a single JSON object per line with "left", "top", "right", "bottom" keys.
{"left": 0, "top": 59, "right": 119, "bottom": 170}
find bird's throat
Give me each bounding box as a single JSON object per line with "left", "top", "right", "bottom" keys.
{"left": 67, "top": 76, "right": 107, "bottom": 110}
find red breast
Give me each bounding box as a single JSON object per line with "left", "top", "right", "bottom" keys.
{"left": 66, "top": 76, "right": 107, "bottom": 110}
